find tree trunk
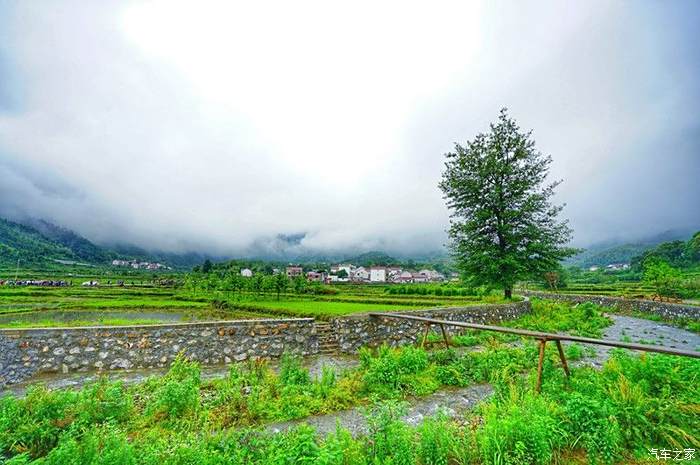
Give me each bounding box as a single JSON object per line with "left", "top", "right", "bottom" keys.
{"left": 504, "top": 287, "right": 512, "bottom": 299}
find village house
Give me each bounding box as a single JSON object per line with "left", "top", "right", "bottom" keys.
{"left": 306, "top": 271, "right": 325, "bottom": 282}
{"left": 419, "top": 269, "right": 445, "bottom": 282}
{"left": 393, "top": 270, "right": 414, "bottom": 283}
{"left": 330, "top": 263, "right": 353, "bottom": 276}
{"left": 286, "top": 266, "right": 303, "bottom": 278}
{"left": 386, "top": 267, "right": 402, "bottom": 280}
{"left": 240, "top": 268, "right": 253, "bottom": 277}
{"left": 351, "top": 266, "right": 370, "bottom": 282}
{"left": 369, "top": 266, "right": 387, "bottom": 283}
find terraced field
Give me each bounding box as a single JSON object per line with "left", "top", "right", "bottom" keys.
{"left": 0, "top": 283, "right": 512, "bottom": 327}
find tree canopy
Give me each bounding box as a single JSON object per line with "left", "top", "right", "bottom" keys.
{"left": 439, "top": 109, "right": 574, "bottom": 298}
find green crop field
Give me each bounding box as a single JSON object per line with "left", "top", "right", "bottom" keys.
{"left": 0, "top": 277, "right": 515, "bottom": 327}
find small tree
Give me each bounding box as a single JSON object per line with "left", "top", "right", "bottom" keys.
{"left": 292, "top": 275, "right": 307, "bottom": 294}
{"left": 643, "top": 259, "right": 682, "bottom": 299}
{"left": 439, "top": 109, "right": 574, "bottom": 298}
{"left": 274, "top": 272, "right": 289, "bottom": 300}
{"left": 543, "top": 272, "right": 560, "bottom": 291}
{"left": 251, "top": 274, "right": 264, "bottom": 295}
{"left": 184, "top": 274, "right": 199, "bottom": 296}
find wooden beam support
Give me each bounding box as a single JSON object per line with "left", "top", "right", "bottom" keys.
{"left": 439, "top": 323, "right": 450, "bottom": 348}
{"left": 535, "top": 339, "right": 547, "bottom": 393}
{"left": 555, "top": 340, "right": 570, "bottom": 378}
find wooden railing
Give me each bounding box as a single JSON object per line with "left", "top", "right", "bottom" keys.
{"left": 369, "top": 312, "right": 700, "bottom": 392}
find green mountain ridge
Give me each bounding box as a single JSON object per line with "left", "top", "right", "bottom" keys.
{"left": 23, "top": 218, "right": 110, "bottom": 263}
{"left": 0, "top": 217, "right": 197, "bottom": 268}
{"left": 566, "top": 229, "right": 698, "bottom": 268}
{"left": 0, "top": 218, "right": 77, "bottom": 266}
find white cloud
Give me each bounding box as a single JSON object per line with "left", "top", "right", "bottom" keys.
{"left": 0, "top": 0, "right": 698, "bottom": 255}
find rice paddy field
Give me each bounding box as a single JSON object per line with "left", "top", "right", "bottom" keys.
{"left": 0, "top": 278, "right": 513, "bottom": 327}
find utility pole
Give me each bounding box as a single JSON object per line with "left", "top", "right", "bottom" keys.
{"left": 14, "top": 259, "right": 20, "bottom": 281}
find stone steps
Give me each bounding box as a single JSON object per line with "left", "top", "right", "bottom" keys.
{"left": 314, "top": 322, "right": 339, "bottom": 354}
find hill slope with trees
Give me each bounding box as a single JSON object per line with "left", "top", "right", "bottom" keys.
{"left": 0, "top": 218, "right": 77, "bottom": 266}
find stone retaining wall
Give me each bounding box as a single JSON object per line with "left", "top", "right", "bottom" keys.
{"left": 331, "top": 300, "right": 532, "bottom": 353}
{"left": 522, "top": 291, "right": 700, "bottom": 320}
{"left": 0, "top": 300, "right": 531, "bottom": 387}
{"left": 0, "top": 318, "right": 316, "bottom": 387}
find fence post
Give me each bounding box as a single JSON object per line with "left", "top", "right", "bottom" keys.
{"left": 555, "top": 340, "right": 570, "bottom": 378}
{"left": 439, "top": 323, "right": 450, "bottom": 348}
{"left": 421, "top": 324, "right": 431, "bottom": 348}
{"left": 535, "top": 339, "right": 547, "bottom": 393}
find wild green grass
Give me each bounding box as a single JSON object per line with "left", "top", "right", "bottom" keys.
{"left": 1, "top": 345, "right": 697, "bottom": 465}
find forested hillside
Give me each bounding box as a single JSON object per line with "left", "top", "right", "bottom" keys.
{"left": 631, "top": 230, "right": 700, "bottom": 270}
{"left": 0, "top": 218, "right": 77, "bottom": 266}
{"left": 23, "top": 219, "right": 110, "bottom": 263}
{"left": 566, "top": 229, "right": 696, "bottom": 268}
{"left": 0, "top": 217, "right": 212, "bottom": 269}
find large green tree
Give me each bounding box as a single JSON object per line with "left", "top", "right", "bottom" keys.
{"left": 439, "top": 109, "right": 574, "bottom": 298}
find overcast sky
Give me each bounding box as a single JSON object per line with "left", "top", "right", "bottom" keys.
{"left": 1, "top": 0, "right": 698, "bottom": 257}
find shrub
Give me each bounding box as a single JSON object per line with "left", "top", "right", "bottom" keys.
{"left": 417, "top": 413, "right": 454, "bottom": 465}
{"left": 559, "top": 391, "right": 621, "bottom": 464}
{"left": 564, "top": 343, "right": 584, "bottom": 361}
{"left": 365, "top": 401, "right": 415, "bottom": 465}
{"left": 0, "top": 386, "right": 79, "bottom": 458}
{"left": 39, "top": 425, "right": 136, "bottom": 465}
{"left": 361, "top": 345, "right": 434, "bottom": 397}
{"left": 317, "top": 426, "right": 364, "bottom": 465}
{"left": 267, "top": 424, "right": 320, "bottom": 464}
{"left": 148, "top": 354, "right": 201, "bottom": 419}
{"left": 279, "top": 353, "right": 310, "bottom": 386}
{"left": 75, "top": 379, "right": 133, "bottom": 425}
{"left": 478, "top": 387, "right": 564, "bottom": 465}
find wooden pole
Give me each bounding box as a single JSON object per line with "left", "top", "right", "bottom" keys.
{"left": 421, "top": 324, "right": 431, "bottom": 348}
{"left": 536, "top": 339, "right": 547, "bottom": 393}
{"left": 439, "top": 323, "right": 450, "bottom": 348}
{"left": 555, "top": 340, "right": 570, "bottom": 378}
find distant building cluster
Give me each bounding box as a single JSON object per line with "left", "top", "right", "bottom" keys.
{"left": 227, "top": 264, "right": 449, "bottom": 284}
{"left": 588, "top": 263, "right": 630, "bottom": 272}
{"left": 111, "top": 259, "right": 171, "bottom": 270}
{"left": 272, "top": 264, "right": 448, "bottom": 284}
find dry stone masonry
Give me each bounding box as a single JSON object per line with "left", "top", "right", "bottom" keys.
{"left": 522, "top": 291, "right": 700, "bottom": 321}
{"left": 0, "top": 318, "right": 317, "bottom": 387}
{"left": 331, "top": 300, "right": 532, "bottom": 353}
{"left": 0, "top": 301, "right": 531, "bottom": 388}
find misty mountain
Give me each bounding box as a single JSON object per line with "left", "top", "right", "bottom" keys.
{"left": 340, "top": 251, "right": 400, "bottom": 267}
{"left": 0, "top": 217, "right": 209, "bottom": 269}
{"left": 107, "top": 243, "right": 220, "bottom": 269}
{"left": 0, "top": 217, "right": 76, "bottom": 266}
{"left": 566, "top": 229, "right": 696, "bottom": 268}
{"left": 21, "top": 218, "right": 110, "bottom": 263}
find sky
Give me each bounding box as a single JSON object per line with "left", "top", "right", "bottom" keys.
{"left": 0, "top": 0, "right": 699, "bottom": 258}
